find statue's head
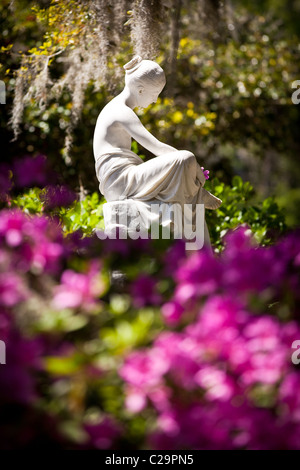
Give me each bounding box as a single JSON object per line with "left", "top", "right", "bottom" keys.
{"left": 123, "top": 55, "right": 166, "bottom": 107}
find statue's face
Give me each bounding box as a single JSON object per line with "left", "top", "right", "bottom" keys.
{"left": 136, "top": 84, "right": 163, "bottom": 108}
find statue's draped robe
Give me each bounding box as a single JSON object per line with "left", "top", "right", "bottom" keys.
{"left": 95, "top": 148, "right": 211, "bottom": 246}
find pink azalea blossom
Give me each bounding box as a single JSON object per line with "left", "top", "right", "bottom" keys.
{"left": 201, "top": 167, "right": 210, "bottom": 180}
{"left": 52, "top": 262, "right": 104, "bottom": 311}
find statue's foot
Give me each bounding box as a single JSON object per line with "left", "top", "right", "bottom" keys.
{"left": 202, "top": 188, "right": 222, "bottom": 210}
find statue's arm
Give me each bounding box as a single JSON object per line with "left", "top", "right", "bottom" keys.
{"left": 117, "top": 107, "right": 177, "bottom": 156}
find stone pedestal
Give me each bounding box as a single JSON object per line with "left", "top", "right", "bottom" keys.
{"left": 101, "top": 199, "right": 211, "bottom": 250}
{"left": 102, "top": 199, "right": 174, "bottom": 238}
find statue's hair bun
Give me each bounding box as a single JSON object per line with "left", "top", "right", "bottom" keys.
{"left": 123, "top": 55, "right": 143, "bottom": 74}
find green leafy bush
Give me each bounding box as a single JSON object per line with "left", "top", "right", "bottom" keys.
{"left": 206, "top": 175, "right": 287, "bottom": 251}
{"left": 8, "top": 175, "right": 287, "bottom": 250}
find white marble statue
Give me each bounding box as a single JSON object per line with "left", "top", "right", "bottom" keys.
{"left": 93, "top": 55, "right": 221, "bottom": 247}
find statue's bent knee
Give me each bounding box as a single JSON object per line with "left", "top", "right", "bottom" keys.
{"left": 176, "top": 150, "right": 196, "bottom": 169}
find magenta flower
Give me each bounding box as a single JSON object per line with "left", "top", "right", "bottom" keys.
{"left": 120, "top": 348, "right": 170, "bottom": 389}
{"left": 84, "top": 417, "right": 120, "bottom": 449}
{"left": 52, "top": 262, "right": 104, "bottom": 311}
{"left": 194, "top": 366, "right": 236, "bottom": 401}
{"left": 125, "top": 387, "right": 147, "bottom": 413}
{"left": 201, "top": 167, "right": 210, "bottom": 180}
{"left": 0, "top": 210, "right": 65, "bottom": 275}
{"left": 0, "top": 328, "right": 43, "bottom": 405}
{"left": 130, "top": 274, "right": 162, "bottom": 308}
{"left": 279, "top": 373, "right": 300, "bottom": 421}
{"left": 0, "top": 203, "right": 299, "bottom": 449}
{"left": 12, "top": 154, "right": 55, "bottom": 189}
{"left": 162, "top": 239, "right": 186, "bottom": 276}
{"left": 0, "top": 272, "right": 27, "bottom": 307}
{"left": 0, "top": 210, "right": 26, "bottom": 247}
{"left": 121, "top": 235, "right": 300, "bottom": 450}
{"left": 41, "top": 185, "right": 78, "bottom": 210}
{"left": 162, "top": 300, "right": 184, "bottom": 325}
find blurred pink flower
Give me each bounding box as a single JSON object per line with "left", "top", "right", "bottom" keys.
{"left": 125, "top": 387, "right": 147, "bottom": 413}
{"left": 279, "top": 373, "right": 300, "bottom": 421}
{"left": 41, "top": 185, "right": 77, "bottom": 210}
{"left": 130, "top": 274, "right": 162, "bottom": 308}
{"left": 0, "top": 326, "right": 43, "bottom": 404}
{"left": 52, "top": 262, "right": 104, "bottom": 310}
{"left": 162, "top": 301, "right": 184, "bottom": 325}
{"left": 0, "top": 272, "right": 27, "bottom": 307}
{"left": 12, "top": 154, "right": 56, "bottom": 189}
{"left": 0, "top": 210, "right": 65, "bottom": 274}
{"left": 121, "top": 349, "right": 169, "bottom": 388}
{"left": 84, "top": 417, "right": 120, "bottom": 449}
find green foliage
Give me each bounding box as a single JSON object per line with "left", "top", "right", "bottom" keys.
{"left": 8, "top": 175, "right": 287, "bottom": 251}
{"left": 10, "top": 188, "right": 105, "bottom": 235}
{"left": 276, "top": 187, "right": 300, "bottom": 229}
{"left": 10, "top": 188, "right": 44, "bottom": 214}
{"left": 101, "top": 307, "right": 162, "bottom": 355}
{"left": 59, "top": 192, "right": 105, "bottom": 235}
{"left": 206, "top": 175, "right": 286, "bottom": 251}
